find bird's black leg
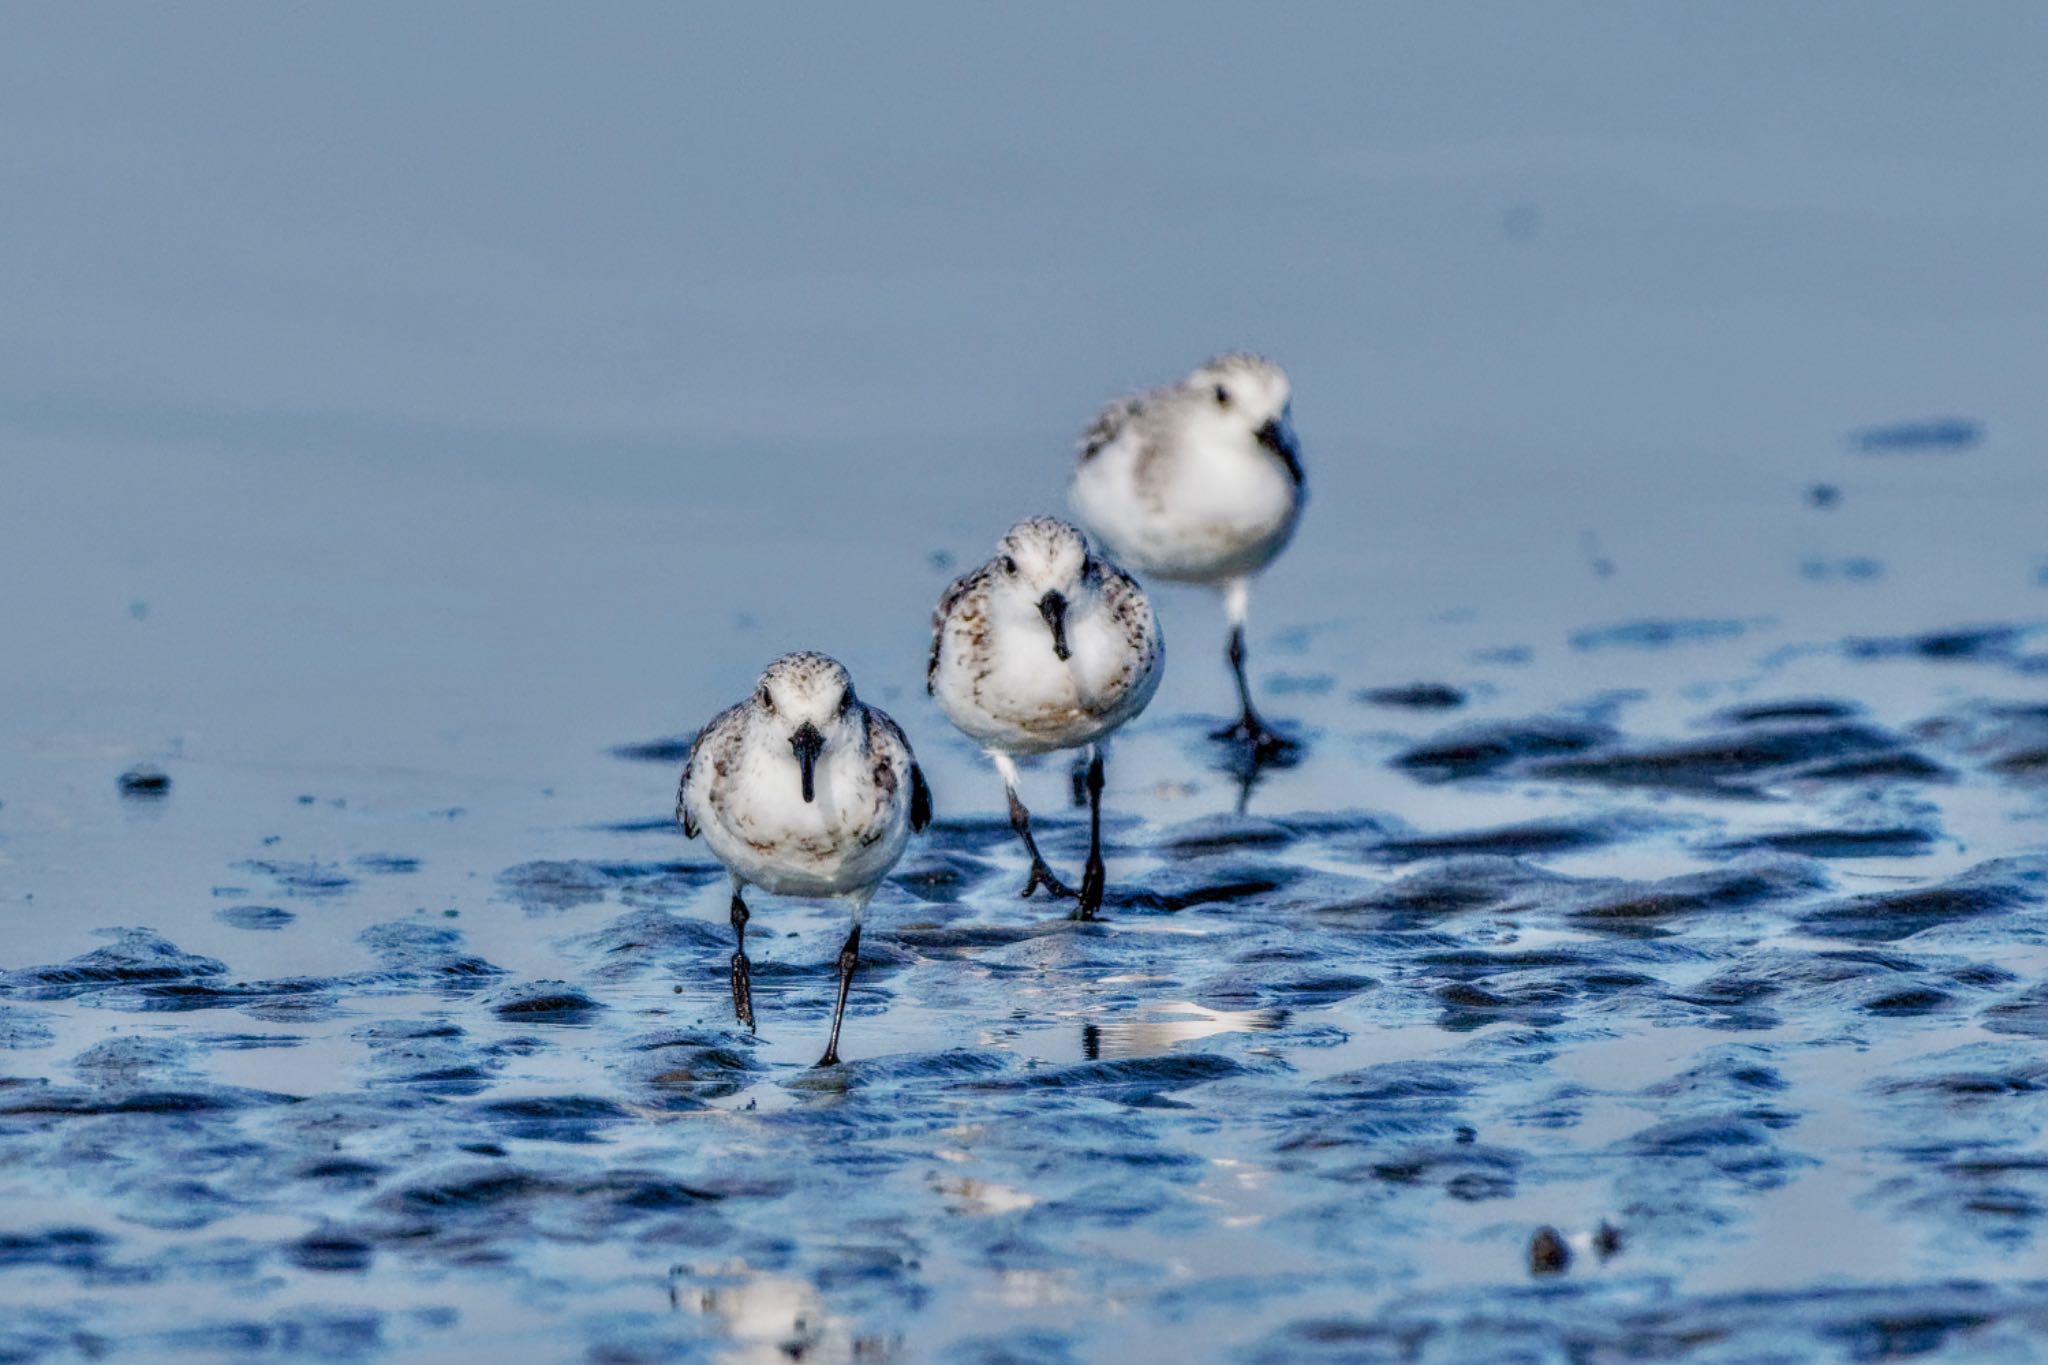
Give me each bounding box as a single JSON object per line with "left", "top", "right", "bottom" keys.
{"left": 816, "top": 922, "right": 862, "bottom": 1067}
{"left": 1073, "top": 748, "right": 1106, "bottom": 921}
{"left": 1210, "top": 622, "right": 1296, "bottom": 758}
{"left": 729, "top": 887, "right": 755, "bottom": 1033}
{"left": 1008, "top": 786, "right": 1077, "bottom": 900}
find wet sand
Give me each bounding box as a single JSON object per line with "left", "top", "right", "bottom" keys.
{"left": 3, "top": 427, "right": 2044, "bottom": 1362}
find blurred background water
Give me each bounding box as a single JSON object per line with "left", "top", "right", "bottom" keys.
{"left": 2, "top": 5, "right": 2046, "bottom": 1362}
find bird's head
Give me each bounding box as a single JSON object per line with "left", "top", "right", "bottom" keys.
{"left": 753, "top": 651, "right": 857, "bottom": 803}
{"left": 992, "top": 516, "right": 1092, "bottom": 663}
{"left": 1189, "top": 352, "right": 1302, "bottom": 481}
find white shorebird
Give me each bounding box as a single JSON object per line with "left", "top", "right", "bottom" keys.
{"left": 1069, "top": 353, "right": 1306, "bottom": 757}
{"left": 677, "top": 652, "right": 931, "bottom": 1066}
{"left": 928, "top": 517, "right": 1163, "bottom": 919}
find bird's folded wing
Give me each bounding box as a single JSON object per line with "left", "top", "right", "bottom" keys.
{"left": 1078, "top": 392, "right": 1148, "bottom": 463}
{"left": 928, "top": 564, "right": 988, "bottom": 693}
{"left": 676, "top": 701, "right": 746, "bottom": 838}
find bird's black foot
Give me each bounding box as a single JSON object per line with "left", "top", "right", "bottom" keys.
{"left": 1071, "top": 859, "right": 1105, "bottom": 921}
{"left": 816, "top": 924, "right": 861, "bottom": 1068}
{"left": 1021, "top": 858, "right": 1078, "bottom": 901}
{"left": 1006, "top": 787, "right": 1075, "bottom": 899}
{"left": 1216, "top": 620, "right": 1298, "bottom": 762}
{"left": 1071, "top": 748, "right": 1107, "bottom": 921}
{"left": 728, "top": 889, "right": 755, "bottom": 1033}
{"left": 730, "top": 951, "right": 755, "bottom": 1033}
{"left": 1210, "top": 711, "right": 1299, "bottom": 761}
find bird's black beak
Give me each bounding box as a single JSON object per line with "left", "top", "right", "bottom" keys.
{"left": 790, "top": 722, "right": 825, "bottom": 803}
{"left": 1255, "top": 417, "right": 1305, "bottom": 484}
{"left": 1038, "top": 590, "right": 1071, "bottom": 661}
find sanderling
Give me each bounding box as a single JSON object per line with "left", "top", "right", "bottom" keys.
{"left": 928, "top": 517, "right": 1163, "bottom": 919}
{"left": 677, "top": 651, "right": 932, "bottom": 1066}
{"left": 1069, "top": 352, "right": 1306, "bottom": 757}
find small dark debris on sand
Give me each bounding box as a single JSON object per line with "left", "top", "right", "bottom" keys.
{"left": 608, "top": 737, "right": 693, "bottom": 764}
{"left": 118, "top": 766, "right": 170, "bottom": 797}
{"left": 1847, "top": 624, "right": 2031, "bottom": 664}
{"left": 1528, "top": 1225, "right": 1571, "bottom": 1275}
{"left": 1852, "top": 418, "right": 1982, "bottom": 454}
{"left": 590, "top": 817, "right": 678, "bottom": 834}
{"left": 1355, "top": 683, "right": 1467, "bottom": 710}
{"left": 1594, "top": 1220, "right": 1624, "bottom": 1260}
{"left": 1570, "top": 619, "right": 1749, "bottom": 652}
{"left": 1801, "top": 557, "right": 1883, "bottom": 582}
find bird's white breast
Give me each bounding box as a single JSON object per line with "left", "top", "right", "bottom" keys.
{"left": 691, "top": 728, "right": 908, "bottom": 899}
{"left": 934, "top": 588, "right": 1161, "bottom": 756}
{"left": 1072, "top": 412, "right": 1302, "bottom": 584}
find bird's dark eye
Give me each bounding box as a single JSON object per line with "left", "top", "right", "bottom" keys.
{"left": 1001, "top": 555, "right": 1018, "bottom": 575}
{"left": 835, "top": 689, "right": 853, "bottom": 716}
{"left": 1214, "top": 385, "right": 1231, "bottom": 407}
{"left": 757, "top": 686, "right": 775, "bottom": 713}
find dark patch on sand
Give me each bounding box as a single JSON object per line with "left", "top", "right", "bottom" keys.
{"left": 1355, "top": 682, "right": 1468, "bottom": 710}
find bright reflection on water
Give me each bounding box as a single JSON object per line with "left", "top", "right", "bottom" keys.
{"left": 674, "top": 1263, "right": 878, "bottom": 1365}
{"left": 1083, "top": 1003, "right": 1287, "bottom": 1060}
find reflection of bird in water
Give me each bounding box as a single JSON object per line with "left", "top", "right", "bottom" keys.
{"left": 1071, "top": 353, "right": 1308, "bottom": 762}
{"left": 1081, "top": 1003, "right": 1287, "bottom": 1060}
{"left": 930, "top": 517, "right": 1163, "bottom": 919}
{"left": 678, "top": 652, "right": 931, "bottom": 1065}
{"left": 932, "top": 1173, "right": 1037, "bottom": 1215}
{"left": 1211, "top": 729, "right": 1299, "bottom": 815}
{"left": 673, "top": 1262, "right": 885, "bottom": 1364}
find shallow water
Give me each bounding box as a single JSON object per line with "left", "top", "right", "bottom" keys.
{"left": 4, "top": 438, "right": 2043, "bottom": 1363}
{"left": 6, "top": 7, "right": 2048, "bottom": 1362}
